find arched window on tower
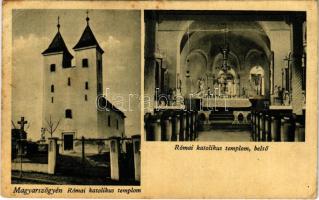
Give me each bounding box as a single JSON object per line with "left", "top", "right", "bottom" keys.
{"left": 65, "top": 109, "right": 72, "bottom": 119}
{"left": 68, "top": 77, "right": 71, "bottom": 86}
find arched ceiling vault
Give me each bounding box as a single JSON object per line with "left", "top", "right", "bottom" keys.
{"left": 180, "top": 21, "right": 272, "bottom": 64}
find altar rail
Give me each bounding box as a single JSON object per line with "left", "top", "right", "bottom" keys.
{"left": 251, "top": 107, "right": 305, "bottom": 142}
{"left": 144, "top": 110, "right": 198, "bottom": 141}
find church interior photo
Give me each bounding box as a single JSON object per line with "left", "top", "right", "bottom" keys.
{"left": 144, "top": 10, "right": 306, "bottom": 142}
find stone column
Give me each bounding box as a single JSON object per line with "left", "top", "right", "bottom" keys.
{"left": 109, "top": 137, "right": 120, "bottom": 180}
{"left": 48, "top": 137, "right": 58, "bottom": 174}
{"left": 163, "top": 116, "right": 172, "bottom": 141}
{"left": 132, "top": 135, "right": 141, "bottom": 182}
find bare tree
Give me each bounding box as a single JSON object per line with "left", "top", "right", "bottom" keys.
{"left": 45, "top": 115, "right": 61, "bottom": 138}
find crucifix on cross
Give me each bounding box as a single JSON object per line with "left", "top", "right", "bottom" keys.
{"left": 17, "top": 117, "right": 28, "bottom": 131}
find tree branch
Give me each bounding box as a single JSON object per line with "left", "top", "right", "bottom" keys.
{"left": 11, "top": 120, "right": 17, "bottom": 129}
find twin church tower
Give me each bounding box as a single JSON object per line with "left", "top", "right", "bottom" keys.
{"left": 41, "top": 13, "right": 125, "bottom": 152}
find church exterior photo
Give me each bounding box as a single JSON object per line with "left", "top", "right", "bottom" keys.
{"left": 11, "top": 10, "right": 141, "bottom": 185}
{"left": 41, "top": 15, "right": 125, "bottom": 153}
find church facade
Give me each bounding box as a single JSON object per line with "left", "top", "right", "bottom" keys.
{"left": 42, "top": 15, "right": 125, "bottom": 152}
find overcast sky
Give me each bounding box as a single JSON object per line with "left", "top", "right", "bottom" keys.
{"left": 12, "top": 9, "right": 141, "bottom": 140}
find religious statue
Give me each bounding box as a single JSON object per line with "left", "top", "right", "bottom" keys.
{"left": 218, "top": 73, "right": 226, "bottom": 97}
{"left": 195, "top": 77, "right": 206, "bottom": 97}
{"left": 283, "top": 91, "right": 290, "bottom": 106}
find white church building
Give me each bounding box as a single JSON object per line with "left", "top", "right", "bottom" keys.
{"left": 41, "top": 15, "right": 125, "bottom": 152}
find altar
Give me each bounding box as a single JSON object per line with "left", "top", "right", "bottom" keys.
{"left": 201, "top": 97, "right": 252, "bottom": 108}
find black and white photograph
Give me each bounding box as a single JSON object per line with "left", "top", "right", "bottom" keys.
{"left": 11, "top": 9, "right": 141, "bottom": 185}
{"left": 1, "top": 0, "right": 317, "bottom": 198}
{"left": 144, "top": 10, "right": 306, "bottom": 142}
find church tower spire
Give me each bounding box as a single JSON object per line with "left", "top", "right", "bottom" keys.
{"left": 73, "top": 12, "right": 104, "bottom": 54}
{"left": 57, "top": 16, "right": 60, "bottom": 32}
{"left": 42, "top": 16, "right": 73, "bottom": 68}
{"left": 86, "top": 10, "right": 90, "bottom": 25}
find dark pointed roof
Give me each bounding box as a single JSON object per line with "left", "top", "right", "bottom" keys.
{"left": 42, "top": 31, "right": 73, "bottom": 58}
{"left": 73, "top": 25, "right": 104, "bottom": 54}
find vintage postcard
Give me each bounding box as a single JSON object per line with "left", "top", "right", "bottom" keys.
{"left": 1, "top": 0, "right": 318, "bottom": 198}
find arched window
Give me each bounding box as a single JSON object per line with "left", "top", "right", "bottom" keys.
{"left": 65, "top": 109, "right": 72, "bottom": 119}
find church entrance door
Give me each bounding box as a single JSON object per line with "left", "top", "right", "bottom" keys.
{"left": 63, "top": 133, "right": 74, "bottom": 151}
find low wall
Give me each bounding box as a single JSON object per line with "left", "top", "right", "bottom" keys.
{"left": 12, "top": 162, "right": 48, "bottom": 173}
